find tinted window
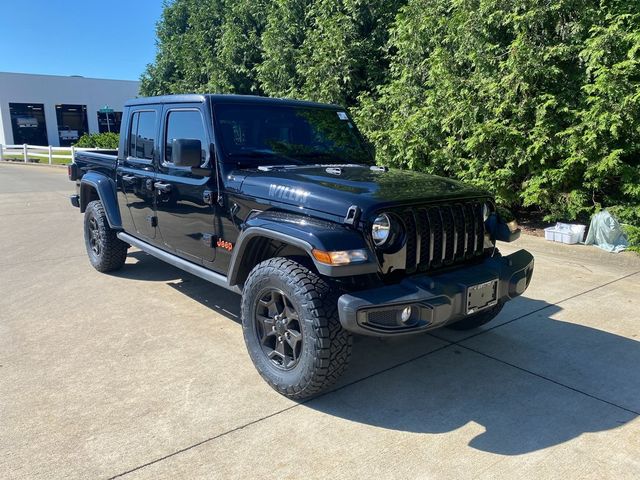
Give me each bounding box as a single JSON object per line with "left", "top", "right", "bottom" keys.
{"left": 128, "top": 112, "right": 137, "bottom": 155}
{"left": 129, "top": 111, "right": 156, "bottom": 160}
{"left": 55, "top": 104, "right": 89, "bottom": 147}
{"left": 165, "top": 110, "right": 208, "bottom": 165}
{"left": 97, "top": 111, "right": 122, "bottom": 134}
{"left": 9, "top": 103, "right": 48, "bottom": 145}
{"left": 214, "top": 104, "right": 372, "bottom": 166}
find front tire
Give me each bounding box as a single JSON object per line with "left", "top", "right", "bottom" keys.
{"left": 84, "top": 200, "right": 128, "bottom": 272}
{"left": 241, "top": 257, "right": 352, "bottom": 400}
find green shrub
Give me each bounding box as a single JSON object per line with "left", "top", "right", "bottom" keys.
{"left": 609, "top": 204, "right": 640, "bottom": 251}
{"left": 623, "top": 225, "right": 640, "bottom": 252}
{"left": 141, "top": 0, "right": 640, "bottom": 224}
{"left": 74, "top": 132, "right": 120, "bottom": 149}
{"left": 357, "top": 0, "right": 640, "bottom": 223}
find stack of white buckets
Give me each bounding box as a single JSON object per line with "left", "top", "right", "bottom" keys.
{"left": 544, "top": 223, "right": 587, "bottom": 245}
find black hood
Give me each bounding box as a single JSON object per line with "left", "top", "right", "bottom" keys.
{"left": 236, "top": 165, "right": 490, "bottom": 218}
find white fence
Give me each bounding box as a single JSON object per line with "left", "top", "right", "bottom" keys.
{"left": 0, "top": 144, "right": 102, "bottom": 165}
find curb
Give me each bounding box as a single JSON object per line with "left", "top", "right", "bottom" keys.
{"left": 0, "top": 160, "right": 68, "bottom": 169}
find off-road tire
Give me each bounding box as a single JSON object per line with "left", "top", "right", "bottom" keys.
{"left": 446, "top": 302, "right": 504, "bottom": 331}
{"left": 241, "top": 257, "right": 352, "bottom": 400}
{"left": 84, "top": 200, "right": 128, "bottom": 272}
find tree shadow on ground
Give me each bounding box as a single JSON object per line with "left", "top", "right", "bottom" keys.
{"left": 116, "top": 252, "right": 639, "bottom": 456}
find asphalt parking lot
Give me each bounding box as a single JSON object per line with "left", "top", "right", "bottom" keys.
{"left": 1, "top": 162, "right": 639, "bottom": 479}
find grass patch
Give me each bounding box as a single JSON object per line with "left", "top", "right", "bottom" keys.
{"left": 2, "top": 149, "right": 72, "bottom": 165}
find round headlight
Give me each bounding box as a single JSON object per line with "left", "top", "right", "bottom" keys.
{"left": 372, "top": 213, "right": 391, "bottom": 246}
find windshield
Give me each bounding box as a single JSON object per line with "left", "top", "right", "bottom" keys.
{"left": 214, "top": 103, "right": 373, "bottom": 166}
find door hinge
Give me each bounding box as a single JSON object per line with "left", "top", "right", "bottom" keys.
{"left": 344, "top": 205, "right": 361, "bottom": 227}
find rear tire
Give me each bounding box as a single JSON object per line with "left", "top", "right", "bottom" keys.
{"left": 84, "top": 200, "right": 128, "bottom": 272}
{"left": 446, "top": 303, "right": 504, "bottom": 331}
{"left": 241, "top": 257, "right": 352, "bottom": 400}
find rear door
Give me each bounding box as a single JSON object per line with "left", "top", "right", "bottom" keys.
{"left": 155, "top": 103, "right": 217, "bottom": 264}
{"left": 116, "top": 107, "right": 160, "bottom": 240}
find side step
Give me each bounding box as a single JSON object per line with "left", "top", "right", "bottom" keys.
{"left": 117, "top": 232, "right": 241, "bottom": 294}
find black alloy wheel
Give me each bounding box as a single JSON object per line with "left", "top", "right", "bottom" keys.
{"left": 254, "top": 288, "right": 303, "bottom": 370}
{"left": 241, "top": 257, "right": 352, "bottom": 400}
{"left": 87, "top": 215, "right": 102, "bottom": 256}
{"left": 83, "top": 200, "right": 128, "bottom": 272}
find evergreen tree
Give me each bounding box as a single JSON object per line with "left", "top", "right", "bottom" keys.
{"left": 141, "top": 0, "right": 640, "bottom": 222}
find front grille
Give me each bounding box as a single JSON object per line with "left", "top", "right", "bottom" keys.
{"left": 396, "top": 200, "right": 487, "bottom": 274}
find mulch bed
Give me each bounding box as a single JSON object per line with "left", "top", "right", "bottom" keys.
{"left": 515, "top": 211, "right": 550, "bottom": 238}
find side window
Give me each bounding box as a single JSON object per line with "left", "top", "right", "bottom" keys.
{"left": 128, "top": 110, "right": 156, "bottom": 160}
{"left": 165, "top": 110, "right": 208, "bottom": 166}
{"left": 128, "top": 112, "right": 138, "bottom": 156}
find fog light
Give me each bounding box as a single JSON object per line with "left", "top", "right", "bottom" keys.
{"left": 400, "top": 306, "right": 412, "bottom": 323}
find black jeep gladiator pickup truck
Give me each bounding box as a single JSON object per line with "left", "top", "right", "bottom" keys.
{"left": 69, "top": 94, "right": 533, "bottom": 399}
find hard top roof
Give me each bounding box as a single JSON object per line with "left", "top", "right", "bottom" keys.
{"left": 125, "top": 94, "right": 342, "bottom": 109}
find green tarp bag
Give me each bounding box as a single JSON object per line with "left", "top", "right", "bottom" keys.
{"left": 585, "top": 210, "right": 628, "bottom": 253}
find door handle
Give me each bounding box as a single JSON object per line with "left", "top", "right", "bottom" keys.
{"left": 121, "top": 175, "right": 136, "bottom": 185}
{"left": 154, "top": 182, "right": 172, "bottom": 193}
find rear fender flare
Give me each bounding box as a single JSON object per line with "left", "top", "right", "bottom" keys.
{"left": 80, "top": 172, "right": 122, "bottom": 229}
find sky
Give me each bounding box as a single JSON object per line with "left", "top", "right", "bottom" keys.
{"left": 0, "top": 0, "right": 164, "bottom": 81}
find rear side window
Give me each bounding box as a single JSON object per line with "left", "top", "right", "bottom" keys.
{"left": 128, "top": 111, "right": 156, "bottom": 160}
{"left": 164, "top": 109, "right": 208, "bottom": 166}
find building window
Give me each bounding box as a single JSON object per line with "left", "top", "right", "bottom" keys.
{"left": 9, "top": 103, "right": 48, "bottom": 146}
{"left": 97, "top": 111, "right": 122, "bottom": 134}
{"left": 128, "top": 111, "right": 156, "bottom": 160}
{"left": 56, "top": 104, "right": 88, "bottom": 146}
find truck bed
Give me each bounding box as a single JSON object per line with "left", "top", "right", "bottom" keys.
{"left": 73, "top": 150, "right": 118, "bottom": 177}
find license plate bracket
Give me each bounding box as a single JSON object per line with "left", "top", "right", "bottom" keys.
{"left": 466, "top": 279, "right": 498, "bottom": 314}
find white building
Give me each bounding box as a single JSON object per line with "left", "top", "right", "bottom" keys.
{"left": 0, "top": 72, "right": 139, "bottom": 147}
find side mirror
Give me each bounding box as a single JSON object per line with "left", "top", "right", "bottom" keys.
{"left": 486, "top": 210, "right": 521, "bottom": 243}
{"left": 171, "top": 138, "right": 202, "bottom": 167}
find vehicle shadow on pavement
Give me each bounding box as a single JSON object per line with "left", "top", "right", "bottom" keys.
{"left": 113, "top": 255, "right": 638, "bottom": 456}
{"left": 110, "top": 251, "right": 203, "bottom": 282}
{"left": 113, "top": 251, "right": 243, "bottom": 322}
{"left": 309, "top": 298, "right": 639, "bottom": 456}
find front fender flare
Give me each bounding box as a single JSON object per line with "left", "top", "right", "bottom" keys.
{"left": 80, "top": 172, "right": 122, "bottom": 229}
{"left": 228, "top": 211, "right": 378, "bottom": 285}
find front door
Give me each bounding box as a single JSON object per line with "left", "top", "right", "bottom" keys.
{"left": 155, "top": 105, "right": 217, "bottom": 265}
{"left": 116, "top": 108, "right": 160, "bottom": 240}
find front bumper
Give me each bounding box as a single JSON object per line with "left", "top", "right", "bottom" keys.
{"left": 337, "top": 249, "right": 534, "bottom": 336}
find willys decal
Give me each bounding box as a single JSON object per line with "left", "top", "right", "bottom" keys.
{"left": 268, "top": 184, "right": 310, "bottom": 204}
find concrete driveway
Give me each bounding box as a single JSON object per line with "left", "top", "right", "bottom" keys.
{"left": 1, "top": 162, "right": 639, "bottom": 479}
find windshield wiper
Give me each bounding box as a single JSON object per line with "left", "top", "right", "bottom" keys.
{"left": 228, "top": 150, "right": 307, "bottom": 167}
